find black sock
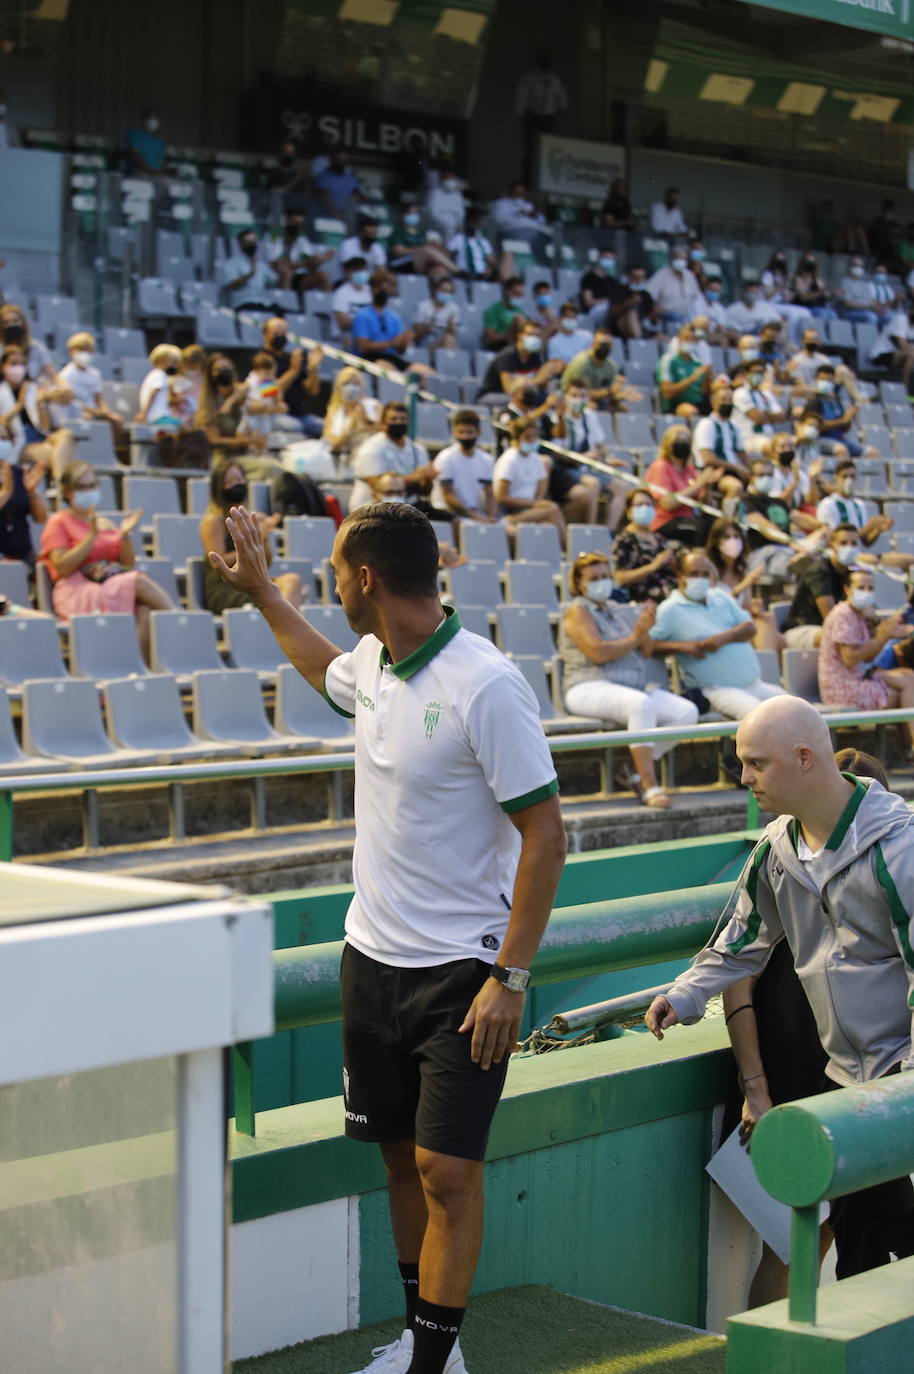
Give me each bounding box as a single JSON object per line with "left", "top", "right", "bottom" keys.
{"left": 407, "top": 1296, "right": 464, "bottom": 1374}
{"left": 397, "top": 1261, "right": 420, "bottom": 1332}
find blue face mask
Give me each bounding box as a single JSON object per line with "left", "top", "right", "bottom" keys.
{"left": 435, "top": 291, "right": 454, "bottom": 306}
{"left": 404, "top": 212, "right": 420, "bottom": 228}
{"left": 631, "top": 503, "right": 654, "bottom": 527}
{"left": 536, "top": 293, "right": 552, "bottom": 308}
{"left": 599, "top": 257, "right": 616, "bottom": 274}
{"left": 352, "top": 270, "right": 370, "bottom": 287}
{"left": 519, "top": 440, "right": 538, "bottom": 455}
{"left": 683, "top": 576, "right": 710, "bottom": 602}
{"left": 706, "top": 289, "right": 720, "bottom": 302}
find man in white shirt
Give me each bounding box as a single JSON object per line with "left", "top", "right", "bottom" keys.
{"left": 218, "top": 229, "right": 282, "bottom": 312}
{"left": 331, "top": 257, "right": 372, "bottom": 339}
{"left": 350, "top": 401, "right": 438, "bottom": 512}
{"left": 490, "top": 182, "right": 551, "bottom": 245}
{"left": 341, "top": 216, "right": 387, "bottom": 273}
{"left": 837, "top": 258, "right": 886, "bottom": 326}
{"left": 207, "top": 501, "right": 564, "bottom": 1374}
{"left": 427, "top": 174, "right": 467, "bottom": 242}
{"left": 692, "top": 383, "right": 747, "bottom": 474}
{"left": 432, "top": 410, "right": 497, "bottom": 521}
{"left": 412, "top": 279, "right": 460, "bottom": 350}
{"left": 263, "top": 210, "right": 333, "bottom": 292}
{"left": 448, "top": 214, "right": 502, "bottom": 281}
{"left": 646, "top": 253, "right": 706, "bottom": 329}
{"left": 546, "top": 303, "right": 593, "bottom": 366}
{"left": 514, "top": 57, "right": 568, "bottom": 119}
{"left": 649, "top": 188, "right": 688, "bottom": 237}
{"left": 816, "top": 459, "right": 892, "bottom": 548}
{"left": 871, "top": 305, "right": 914, "bottom": 395}
{"left": 732, "top": 359, "right": 789, "bottom": 454}
{"left": 724, "top": 284, "right": 782, "bottom": 340}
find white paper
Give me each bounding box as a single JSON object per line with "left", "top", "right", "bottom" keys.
{"left": 706, "top": 1126, "right": 796, "bottom": 1263}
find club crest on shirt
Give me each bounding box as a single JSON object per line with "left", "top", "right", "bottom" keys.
{"left": 423, "top": 700, "right": 443, "bottom": 739}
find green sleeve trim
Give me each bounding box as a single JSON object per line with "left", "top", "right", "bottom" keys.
{"left": 321, "top": 670, "right": 356, "bottom": 720}
{"left": 825, "top": 777, "right": 867, "bottom": 850}
{"left": 726, "top": 838, "right": 771, "bottom": 955}
{"left": 500, "top": 778, "right": 559, "bottom": 814}
{"left": 874, "top": 843, "right": 914, "bottom": 1002}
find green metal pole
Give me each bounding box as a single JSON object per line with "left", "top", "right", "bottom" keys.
{"left": 787, "top": 1204, "right": 819, "bottom": 1324}
{"left": 233, "top": 1041, "right": 256, "bottom": 1138}
{"left": 0, "top": 791, "right": 12, "bottom": 863}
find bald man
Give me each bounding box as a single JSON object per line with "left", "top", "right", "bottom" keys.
{"left": 646, "top": 695, "right": 914, "bottom": 1279}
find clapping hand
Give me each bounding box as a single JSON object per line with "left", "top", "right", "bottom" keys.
{"left": 118, "top": 508, "right": 143, "bottom": 538}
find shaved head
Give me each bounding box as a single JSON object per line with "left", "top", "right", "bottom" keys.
{"left": 738, "top": 695, "right": 833, "bottom": 761}
{"left": 736, "top": 695, "right": 848, "bottom": 824}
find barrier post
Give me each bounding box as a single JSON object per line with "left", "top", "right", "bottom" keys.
{"left": 787, "top": 1204, "right": 819, "bottom": 1325}
{"left": 0, "top": 791, "right": 12, "bottom": 862}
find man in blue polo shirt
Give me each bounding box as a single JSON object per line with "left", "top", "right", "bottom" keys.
{"left": 314, "top": 147, "right": 362, "bottom": 219}
{"left": 352, "top": 270, "right": 414, "bottom": 368}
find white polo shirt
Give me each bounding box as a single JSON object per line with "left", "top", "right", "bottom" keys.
{"left": 815, "top": 492, "right": 871, "bottom": 532}
{"left": 323, "top": 608, "right": 559, "bottom": 967}
{"left": 493, "top": 446, "right": 548, "bottom": 504}
{"left": 432, "top": 442, "right": 494, "bottom": 513}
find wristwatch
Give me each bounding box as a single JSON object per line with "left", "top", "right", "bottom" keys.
{"left": 489, "top": 963, "right": 531, "bottom": 993}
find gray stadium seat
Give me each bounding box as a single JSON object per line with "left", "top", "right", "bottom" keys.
{"left": 495, "top": 605, "right": 556, "bottom": 659}
{"left": 884, "top": 502, "right": 914, "bottom": 534}
{"left": 566, "top": 524, "right": 612, "bottom": 562}
{"left": 149, "top": 610, "right": 223, "bottom": 677}
{"left": 0, "top": 560, "right": 29, "bottom": 605}
{"left": 223, "top": 608, "right": 286, "bottom": 675}
{"left": 434, "top": 348, "right": 472, "bottom": 377}
{"left": 285, "top": 515, "right": 336, "bottom": 563}
{"left": 781, "top": 649, "right": 822, "bottom": 704}
{"left": 880, "top": 381, "right": 909, "bottom": 407}
{"left": 415, "top": 403, "right": 452, "bottom": 445}
{"left": 104, "top": 674, "right": 237, "bottom": 761}
{"left": 136, "top": 278, "right": 181, "bottom": 319}
{"left": 304, "top": 604, "right": 360, "bottom": 652}
{"left": 443, "top": 560, "right": 502, "bottom": 607}
{"left": 184, "top": 557, "right": 208, "bottom": 612}
{"left": 893, "top": 431, "right": 914, "bottom": 461}
{"left": 615, "top": 414, "right": 655, "bottom": 450}
{"left": 186, "top": 476, "right": 210, "bottom": 515}
{"left": 196, "top": 306, "right": 239, "bottom": 349}
{"left": 123, "top": 475, "right": 181, "bottom": 534}
{"left": 446, "top": 605, "right": 491, "bottom": 640}
{"left": 22, "top": 677, "right": 147, "bottom": 766}
{"left": 0, "top": 616, "right": 67, "bottom": 688}
{"left": 135, "top": 557, "right": 180, "bottom": 606}
{"left": 459, "top": 522, "right": 510, "bottom": 564}
{"left": 872, "top": 569, "right": 908, "bottom": 610}
{"left": 515, "top": 524, "right": 563, "bottom": 566}
{"left": 504, "top": 559, "right": 559, "bottom": 606}
{"left": 192, "top": 668, "right": 305, "bottom": 754}
{"left": 274, "top": 663, "right": 354, "bottom": 751}
{"left": 153, "top": 514, "right": 201, "bottom": 568}
{"left": 755, "top": 649, "right": 780, "bottom": 686}
{"left": 77, "top": 420, "right": 118, "bottom": 467}
{"left": 104, "top": 326, "right": 146, "bottom": 358}
{"left": 68, "top": 612, "right": 148, "bottom": 681}
{"left": 0, "top": 686, "right": 59, "bottom": 774}
{"left": 886, "top": 404, "right": 913, "bottom": 429}
{"left": 509, "top": 656, "right": 572, "bottom": 733}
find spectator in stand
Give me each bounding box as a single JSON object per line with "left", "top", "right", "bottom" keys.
{"left": 561, "top": 552, "right": 698, "bottom": 807}
{"left": 579, "top": 251, "right": 618, "bottom": 327}
{"left": 219, "top": 229, "right": 282, "bottom": 313}
{"left": 540, "top": 385, "right": 602, "bottom": 525}
{"left": 650, "top": 548, "right": 786, "bottom": 718}
{"left": 724, "top": 281, "right": 782, "bottom": 341}
{"left": 432, "top": 410, "right": 498, "bottom": 524}
{"left": 126, "top": 106, "right": 166, "bottom": 176}
{"left": 818, "top": 567, "right": 914, "bottom": 741}
{"left": 239, "top": 351, "right": 286, "bottom": 441}
{"left": 0, "top": 430, "right": 47, "bottom": 567}
{"left": 412, "top": 278, "right": 459, "bottom": 350}
{"left": 612, "top": 487, "right": 678, "bottom": 604}
{"left": 448, "top": 211, "right": 509, "bottom": 283}
{"left": 196, "top": 354, "right": 264, "bottom": 460}
{"left": 705, "top": 516, "right": 783, "bottom": 653}
{"left": 341, "top": 216, "right": 387, "bottom": 273}
{"left": 494, "top": 382, "right": 554, "bottom": 449}
{"left": 732, "top": 356, "right": 789, "bottom": 454}
{"left": 645, "top": 424, "right": 723, "bottom": 546}
{"left": 647, "top": 249, "right": 706, "bottom": 330}
{"left": 765, "top": 430, "right": 807, "bottom": 506}
{"left": 787, "top": 327, "right": 866, "bottom": 405}
{"left": 658, "top": 324, "right": 711, "bottom": 417}
{"left": 53, "top": 331, "right": 124, "bottom": 450}
{"left": 349, "top": 401, "right": 437, "bottom": 514}
{"left": 701, "top": 276, "right": 729, "bottom": 337}
{"left": 331, "top": 257, "right": 372, "bottom": 340}
{"left": 528, "top": 280, "right": 560, "bottom": 342}
{"left": 868, "top": 199, "right": 901, "bottom": 268}
{"left": 482, "top": 276, "right": 527, "bottom": 351}
{"left": 791, "top": 254, "right": 836, "bottom": 322}
{"left": 264, "top": 210, "right": 333, "bottom": 293}
{"left": 427, "top": 169, "right": 466, "bottom": 242}
{"left": 733, "top": 457, "right": 814, "bottom": 582}
{"left": 313, "top": 148, "right": 361, "bottom": 220}
{"left": 0, "top": 345, "right": 74, "bottom": 481}
{"left": 601, "top": 178, "right": 634, "bottom": 231}
{"left": 352, "top": 272, "right": 413, "bottom": 369}
{"left": 757, "top": 319, "right": 788, "bottom": 377}
{"left": 492, "top": 416, "right": 565, "bottom": 538}
{"left": 837, "top": 257, "right": 896, "bottom": 327}
{"left": 603, "top": 261, "right": 655, "bottom": 340}
{"left": 759, "top": 251, "right": 811, "bottom": 344}
{"left": 387, "top": 208, "right": 460, "bottom": 282}
{"left": 693, "top": 382, "right": 748, "bottom": 477}
{"left": 870, "top": 301, "right": 914, "bottom": 396}
{"left": 807, "top": 362, "right": 864, "bottom": 457}
{"left": 782, "top": 524, "right": 860, "bottom": 648}
{"left": 649, "top": 187, "right": 688, "bottom": 237}
{"left": 262, "top": 318, "right": 329, "bottom": 439}
{"left": 0, "top": 302, "right": 54, "bottom": 385}
{"left": 482, "top": 317, "right": 562, "bottom": 398}
{"left": 136, "top": 343, "right": 184, "bottom": 428}
{"left": 546, "top": 303, "right": 593, "bottom": 366}
{"left": 323, "top": 367, "right": 380, "bottom": 469}
{"left": 490, "top": 181, "right": 551, "bottom": 245}
{"left": 39, "top": 460, "right": 172, "bottom": 658}
{"left": 561, "top": 328, "right": 624, "bottom": 409}
{"left": 199, "top": 459, "right": 300, "bottom": 614}
{"left": 269, "top": 141, "right": 310, "bottom": 211}
{"left": 178, "top": 344, "right": 208, "bottom": 422}
{"left": 687, "top": 243, "right": 711, "bottom": 296}
{"left": 815, "top": 459, "right": 892, "bottom": 549}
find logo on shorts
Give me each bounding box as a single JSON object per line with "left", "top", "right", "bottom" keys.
{"left": 342, "top": 1067, "right": 368, "bottom": 1124}
{"left": 342, "top": 1066, "right": 350, "bottom": 1103}
{"left": 423, "top": 700, "right": 444, "bottom": 739}
{"left": 481, "top": 934, "right": 500, "bottom": 950}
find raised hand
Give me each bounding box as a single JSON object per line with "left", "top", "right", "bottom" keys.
{"left": 208, "top": 504, "right": 272, "bottom": 600}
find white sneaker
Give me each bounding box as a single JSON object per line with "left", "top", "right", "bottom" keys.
{"left": 443, "top": 1339, "right": 469, "bottom": 1373}
{"left": 350, "top": 1328, "right": 413, "bottom": 1374}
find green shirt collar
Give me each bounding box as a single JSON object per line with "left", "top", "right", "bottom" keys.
{"left": 789, "top": 774, "right": 867, "bottom": 854}
{"left": 379, "top": 605, "right": 462, "bottom": 680}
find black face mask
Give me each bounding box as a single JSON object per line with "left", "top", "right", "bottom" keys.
{"left": 779, "top": 449, "right": 795, "bottom": 467}
{"left": 271, "top": 335, "right": 288, "bottom": 352}
{"left": 222, "top": 483, "right": 248, "bottom": 506}
{"left": 241, "top": 240, "right": 257, "bottom": 256}
{"left": 213, "top": 369, "right": 234, "bottom": 387}
{"left": 521, "top": 387, "right": 540, "bottom": 407}
{"left": 164, "top": 365, "right": 178, "bottom": 376}
{"left": 671, "top": 440, "right": 692, "bottom": 460}
{"left": 372, "top": 291, "right": 389, "bottom": 308}
{"left": 386, "top": 422, "right": 408, "bottom": 440}
{"left": 593, "top": 343, "right": 610, "bottom": 360}
{"left": 717, "top": 402, "right": 734, "bottom": 419}
{"left": 2, "top": 324, "right": 24, "bottom": 345}
{"left": 458, "top": 436, "right": 476, "bottom": 451}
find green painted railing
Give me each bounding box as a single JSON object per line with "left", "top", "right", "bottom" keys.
{"left": 751, "top": 1073, "right": 914, "bottom": 1324}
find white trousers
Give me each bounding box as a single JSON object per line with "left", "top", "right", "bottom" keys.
{"left": 564, "top": 681, "right": 699, "bottom": 758}
{"left": 703, "top": 679, "right": 785, "bottom": 719}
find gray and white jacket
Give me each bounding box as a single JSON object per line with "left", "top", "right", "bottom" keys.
{"left": 666, "top": 776, "right": 914, "bottom": 1086}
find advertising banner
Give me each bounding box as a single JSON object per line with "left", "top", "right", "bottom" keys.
{"left": 537, "top": 134, "right": 624, "bottom": 201}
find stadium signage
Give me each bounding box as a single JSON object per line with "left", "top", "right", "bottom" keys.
{"left": 537, "top": 134, "right": 625, "bottom": 200}
{"left": 749, "top": 0, "right": 913, "bottom": 40}
{"left": 281, "top": 108, "right": 461, "bottom": 161}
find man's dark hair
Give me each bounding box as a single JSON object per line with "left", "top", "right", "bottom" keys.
{"left": 357, "top": 214, "right": 379, "bottom": 231}
{"left": 343, "top": 256, "right": 367, "bottom": 271}
{"left": 836, "top": 459, "right": 856, "bottom": 477}
{"left": 381, "top": 400, "right": 408, "bottom": 423}
{"left": 816, "top": 362, "right": 836, "bottom": 376}
{"left": 510, "top": 415, "right": 538, "bottom": 442}
{"left": 452, "top": 409, "right": 480, "bottom": 429}
{"left": 830, "top": 522, "right": 858, "bottom": 539}
{"left": 502, "top": 276, "right": 522, "bottom": 293}
{"left": 533, "top": 280, "right": 550, "bottom": 292}
{"left": 339, "top": 505, "right": 440, "bottom": 598}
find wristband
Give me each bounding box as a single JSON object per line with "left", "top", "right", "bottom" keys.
{"left": 725, "top": 1003, "right": 754, "bottom": 1025}
{"left": 739, "top": 1072, "right": 767, "bottom": 1088}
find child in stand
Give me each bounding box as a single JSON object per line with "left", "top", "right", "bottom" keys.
{"left": 239, "top": 351, "right": 287, "bottom": 442}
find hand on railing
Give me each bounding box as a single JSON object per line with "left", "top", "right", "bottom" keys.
{"left": 645, "top": 993, "right": 678, "bottom": 1040}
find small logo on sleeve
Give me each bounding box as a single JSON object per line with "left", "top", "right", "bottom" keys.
{"left": 481, "top": 934, "right": 500, "bottom": 950}
{"left": 423, "top": 700, "right": 444, "bottom": 739}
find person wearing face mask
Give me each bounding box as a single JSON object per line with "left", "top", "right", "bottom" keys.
{"left": 870, "top": 301, "right": 914, "bottom": 397}
{"left": 579, "top": 252, "right": 619, "bottom": 329}
{"left": 323, "top": 367, "right": 381, "bottom": 466}
{"left": 600, "top": 178, "right": 633, "bottom": 232}
{"left": 485, "top": 316, "right": 562, "bottom": 400}
{"left": 432, "top": 411, "right": 498, "bottom": 525}
{"left": 194, "top": 354, "right": 261, "bottom": 464}
{"left": 648, "top": 187, "right": 688, "bottom": 238}
{"left": 264, "top": 210, "right": 333, "bottom": 293}
{"left": 332, "top": 258, "right": 374, "bottom": 340}
{"left": 733, "top": 460, "right": 817, "bottom": 587}
{"left": 541, "top": 383, "right": 602, "bottom": 526}
{"left": 200, "top": 459, "right": 301, "bottom": 615}
{"left": 527, "top": 280, "right": 559, "bottom": 342}
{"left": 482, "top": 277, "right": 528, "bottom": 351}
{"left": 490, "top": 181, "right": 551, "bottom": 245}
{"left": 0, "top": 345, "right": 75, "bottom": 482}
{"left": 386, "top": 209, "right": 460, "bottom": 282}
{"left": 350, "top": 402, "right": 439, "bottom": 514}
{"left": 546, "top": 305, "right": 593, "bottom": 366}
{"left": 612, "top": 488, "right": 677, "bottom": 604}
{"left": 491, "top": 418, "right": 565, "bottom": 537}
{"left": 260, "top": 319, "right": 331, "bottom": 439}
{"left": 705, "top": 518, "right": 783, "bottom": 653}
{"left": 650, "top": 549, "right": 786, "bottom": 719}
{"left": 39, "top": 460, "right": 172, "bottom": 659}
{"left": 219, "top": 228, "right": 283, "bottom": 313}
{"left": 447, "top": 212, "right": 509, "bottom": 285}
{"left": 838, "top": 258, "right": 884, "bottom": 327}
{"left": 0, "top": 303, "right": 55, "bottom": 387}
{"left": 724, "top": 282, "right": 781, "bottom": 341}
{"left": 658, "top": 324, "right": 712, "bottom": 417}
{"left": 492, "top": 381, "right": 553, "bottom": 452}
{"left": 0, "top": 426, "right": 47, "bottom": 568}
{"left": 646, "top": 249, "right": 706, "bottom": 331}
{"left": 126, "top": 105, "right": 165, "bottom": 176}
{"left": 818, "top": 569, "right": 914, "bottom": 735}
{"left": 645, "top": 425, "right": 723, "bottom": 546}
{"left": 815, "top": 459, "right": 893, "bottom": 550}
{"left": 52, "top": 330, "right": 125, "bottom": 458}
{"left": 137, "top": 344, "right": 187, "bottom": 428}
{"left": 341, "top": 216, "right": 388, "bottom": 273}
{"left": 783, "top": 524, "right": 861, "bottom": 649}
{"left": 352, "top": 271, "right": 414, "bottom": 368}
{"left": 426, "top": 165, "right": 467, "bottom": 241}
{"left": 791, "top": 255, "right": 836, "bottom": 322}
{"left": 805, "top": 363, "right": 864, "bottom": 456}
{"left": 603, "top": 263, "right": 657, "bottom": 341}
{"left": 312, "top": 148, "right": 361, "bottom": 220}
{"left": 732, "top": 359, "right": 788, "bottom": 454}
{"left": 561, "top": 553, "right": 698, "bottom": 808}
{"left": 413, "top": 278, "right": 460, "bottom": 350}
{"left": 700, "top": 276, "right": 729, "bottom": 336}
{"left": 693, "top": 383, "right": 748, "bottom": 476}
{"left": 759, "top": 252, "right": 812, "bottom": 345}
{"left": 561, "top": 329, "right": 626, "bottom": 410}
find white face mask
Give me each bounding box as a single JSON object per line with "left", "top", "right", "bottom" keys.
{"left": 800, "top": 423, "right": 819, "bottom": 441}
{"left": 72, "top": 487, "right": 99, "bottom": 511}
{"left": 835, "top": 544, "right": 859, "bottom": 567}
{"left": 683, "top": 576, "right": 710, "bottom": 602}
{"left": 443, "top": 178, "right": 459, "bottom": 192}
{"left": 631, "top": 503, "right": 654, "bottom": 527}
{"left": 341, "top": 382, "right": 362, "bottom": 401}
{"left": 519, "top": 334, "right": 541, "bottom": 353}
{"left": 671, "top": 257, "right": 687, "bottom": 272}
{"left": 0, "top": 438, "right": 13, "bottom": 463}
{"left": 850, "top": 588, "right": 875, "bottom": 609}
{"left": 741, "top": 348, "right": 759, "bottom": 363}
{"left": 559, "top": 316, "right": 578, "bottom": 332}
{"left": 720, "top": 536, "right": 743, "bottom": 559}
{"left": 583, "top": 578, "right": 612, "bottom": 603}
{"left": 849, "top": 265, "right": 865, "bottom": 279}
{"left": 816, "top": 379, "right": 834, "bottom": 394}
{"left": 72, "top": 350, "right": 94, "bottom": 368}
{"left": 752, "top": 475, "right": 773, "bottom": 494}
{"left": 145, "top": 117, "right": 159, "bottom": 133}
{"left": 838, "top": 477, "right": 855, "bottom": 495}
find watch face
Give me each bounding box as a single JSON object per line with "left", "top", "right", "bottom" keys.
{"left": 505, "top": 968, "right": 530, "bottom": 992}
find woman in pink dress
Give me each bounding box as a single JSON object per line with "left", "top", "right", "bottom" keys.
{"left": 818, "top": 566, "right": 914, "bottom": 747}
{"left": 39, "top": 461, "right": 172, "bottom": 662}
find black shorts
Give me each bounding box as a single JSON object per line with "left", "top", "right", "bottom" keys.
{"left": 340, "top": 943, "right": 510, "bottom": 1161}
